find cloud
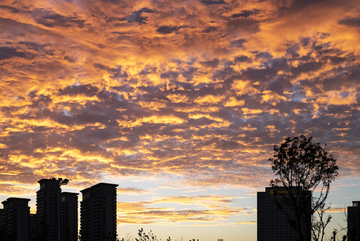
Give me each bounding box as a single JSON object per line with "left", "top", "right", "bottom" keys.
{"left": 0, "top": 47, "right": 28, "bottom": 60}
{"left": 231, "top": 9, "right": 260, "bottom": 19}
{"left": 201, "top": 0, "right": 225, "bottom": 5}
{"left": 230, "top": 39, "right": 246, "bottom": 48}
{"left": 201, "top": 26, "right": 217, "bottom": 33}
{"left": 235, "top": 221, "right": 256, "bottom": 225}
{"left": 199, "top": 59, "right": 220, "bottom": 68}
{"left": 338, "top": 17, "right": 360, "bottom": 27}
{"left": 0, "top": 0, "right": 359, "bottom": 215}
{"left": 127, "top": 8, "right": 155, "bottom": 24}
{"left": 0, "top": 183, "right": 34, "bottom": 195}
{"left": 117, "top": 187, "right": 148, "bottom": 194}
{"left": 316, "top": 91, "right": 358, "bottom": 106}
{"left": 325, "top": 208, "right": 346, "bottom": 213}
{"left": 117, "top": 194, "right": 245, "bottom": 224}
{"left": 33, "top": 10, "right": 86, "bottom": 28}
{"left": 156, "top": 26, "right": 180, "bottom": 34}
{"left": 234, "top": 55, "right": 252, "bottom": 63}
{"left": 58, "top": 84, "right": 99, "bottom": 97}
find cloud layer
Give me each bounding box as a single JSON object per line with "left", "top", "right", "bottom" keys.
{"left": 0, "top": 0, "right": 360, "bottom": 228}
{"left": 117, "top": 194, "right": 245, "bottom": 225}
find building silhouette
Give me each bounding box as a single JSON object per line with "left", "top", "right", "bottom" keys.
{"left": 60, "top": 192, "right": 78, "bottom": 241}
{"left": 1, "top": 197, "right": 30, "bottom": 241}
{"left": 29, "top": 213, "right": 37, "bottom": 241}
{"left": 0, "top": 208, "right": 3, "bottom": 228}
{"left": 36, "top": 178, "right": 70, "bottom": 241}
{"left": 36, "top": 178, "right": 62, "bottom": 241}
{"left": 80, "top": 183, "right": 118, "bottom": 241}
{"left": 257, "top": 187, "right": 311, "bottom": 241}
{"left": 0, "top": 179, "right": 120, "bottom": 241}
{"left": 347, "top": 201, "right": 360, "bottom": 241}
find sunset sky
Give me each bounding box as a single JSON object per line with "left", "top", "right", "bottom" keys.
{"left": 0, "top": 0, "right": 360, "bottom": 240}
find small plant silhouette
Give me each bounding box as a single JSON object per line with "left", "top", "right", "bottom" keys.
{"left": 135, "top": 228, "right": 159, "bottom": 241}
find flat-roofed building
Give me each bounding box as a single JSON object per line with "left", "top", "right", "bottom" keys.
{"left": 80, "top": 183, "right": 118, "bottom": 241}
{"left": 257, "top": 187, "right": 311, "bottom": 241}
{"left": 29, "top": 213, "right": 37, "bottom": 241}
{"left": 1, "top": 197, "right": 30, "bottom": 241}
{"left": 347, "top": 201, "right": 360, "bottom": 241}
{"left": 0, "top": 208, "right": 3, "bottom": 228}
{"left": 36, "top": 177, "right": 71, "bottom": 241}
{"left": 36, "top": 178, "right": 62, "bottom": 241}
{"left": 60, "top": 192, "right": 78, "bottom": 241}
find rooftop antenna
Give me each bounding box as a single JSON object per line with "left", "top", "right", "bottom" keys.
{"left": 54, "top": 172, "right": 69, "bottom": 186}
{"left": 59, "top": 178, "right": 69, "bottom": 186}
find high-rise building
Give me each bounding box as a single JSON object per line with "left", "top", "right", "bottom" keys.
{"left": 257, "top": 187, "right": 311, "bottom": 241}
{"left": 347, "top": 201, "right": 360, "bottom": 241}
{"left": 60, "top": 192, "right": 78, "bottom": 241}
{"left": 29, "top": 213, "right": 37, "bottom": 241}
{"left": 36, "top": 178, "right": 70, "bottom": 241}
{"left": 1, "top": 197, "right": 30, "bottom": 241}
{"left": 36, "top": 178, "right": 62, "bottom": 241}
{"left": 0, "top": 208, "right": 3, "bottom": 228}
{"left": 80, "top": 183, "right": 118, "bottom": 241}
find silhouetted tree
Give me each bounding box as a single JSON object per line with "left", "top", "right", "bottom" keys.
{"left": 311, "top": 202, "right": 332, "bottom": 241}
{"left": 119, "top": 229, "right": 183, "bottom": 241}
{"left": 135, "top": 228, "right": 159, "bottom": 241}
{"left": 269, "top": 135, "right": 339, "bottom": 241}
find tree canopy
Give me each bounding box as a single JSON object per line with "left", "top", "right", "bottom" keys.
{"left": 269, "top": 135, "right": 338, "bottom": 201}
{"left": 268, "top": 135, "right": 339, "bottom": 241}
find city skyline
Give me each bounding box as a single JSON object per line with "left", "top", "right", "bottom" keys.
{"left": 0, "top": 176, "right": 358, "bottom": 240}
{"left": 0, "top": 178, "right": 117, "bottom": 241}
{"left": 1, "top": 181, "right": 357, "bottom": 240}
{"left": 1, "top": 0, "right": 360, "bottom": 240}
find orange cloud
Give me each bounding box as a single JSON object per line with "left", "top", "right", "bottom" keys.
{"left": 117, "top": 194, "right": 246, "bottom": 225}
{"left": 0, "top": 3, "right": 359, "bottom": 237}
{"left": 235, "top": 221, "right": 257, "bottom": 225}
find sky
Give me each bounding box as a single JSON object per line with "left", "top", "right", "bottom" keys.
{"left": 0, "top": 0, "right": 360, "bottom": 240}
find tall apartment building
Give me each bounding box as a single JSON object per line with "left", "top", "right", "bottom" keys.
{"left": 347, "top": 201, "right": 360, "bottom": 241}
{"left": 29, "top": 213, "right": 37, "bottom": 241}
{"left": 60, "top": 192, "right": 78, "bottom": 241}
{"left": 257, "top": 187, "right": 311, "bottom": 241}
{"left": 36, "top": 178, "right": 71, "bottom": 241}
{"left": 36, "top": 178, "right": 62, "bottom": 241}
{"left": 80, "top": 183, "right": 118, "bottom": 241}
{"left": 1, "top": 197, "right": 30, "bottom": 241}
{"left": 0, "top": 208, "right": 3, "bottom": 229}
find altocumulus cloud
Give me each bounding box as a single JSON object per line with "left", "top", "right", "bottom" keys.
{"left": 0, "top": 0, "right": 359, "bottom": 230}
